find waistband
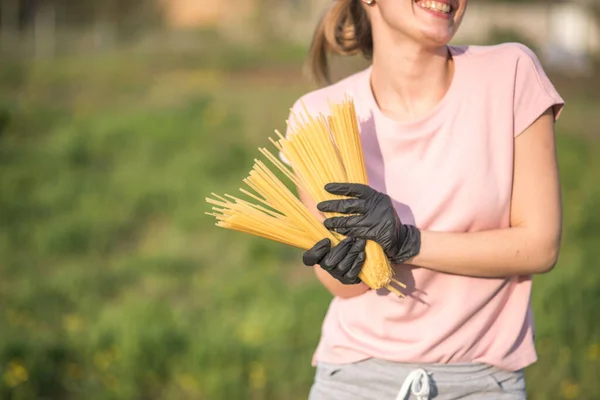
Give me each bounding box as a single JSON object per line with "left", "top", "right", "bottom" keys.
{"left": 326, "top": 357, "right": 515, "bottom": 379}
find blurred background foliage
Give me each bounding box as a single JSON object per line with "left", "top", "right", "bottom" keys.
{"left": 0, "top": 0, "right": 599, "bottom": 399}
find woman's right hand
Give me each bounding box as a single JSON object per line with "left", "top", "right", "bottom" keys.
{"left": 302, "top": 237, "right": 366, "bottom": 285}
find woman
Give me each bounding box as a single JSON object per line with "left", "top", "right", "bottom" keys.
{"left": 283, "top": 0, "right": 565, "bottom": 399}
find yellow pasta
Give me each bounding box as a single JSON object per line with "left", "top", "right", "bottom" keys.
{"left": 206, "top": 97, "right": 405, "bottom": 295}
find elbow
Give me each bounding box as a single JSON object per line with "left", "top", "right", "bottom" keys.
{"left": 531, "top": 243, "right": 560, "bottom": 275}
{"left": 522, "top": 227, "right": 561, "bottom": 275}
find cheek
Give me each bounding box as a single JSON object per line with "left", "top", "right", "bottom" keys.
{"left": 378, "top": 1, "right": 415, "bottom": 31}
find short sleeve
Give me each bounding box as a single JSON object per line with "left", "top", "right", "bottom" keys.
{"left": 513, "top": 44, "right": 565, "bottom": 137}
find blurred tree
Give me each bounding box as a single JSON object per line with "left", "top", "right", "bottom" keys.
{"left": 17, "top": 0, "right": 37, "bottom": 29}
{"left": 0, "top": 0, "right": 163, "bottom": 32}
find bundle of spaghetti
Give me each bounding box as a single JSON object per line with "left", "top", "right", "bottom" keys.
{"left": 206, "top": 193, "right": 315, "bottom": 250}
{"left": 206, "top": 159, "right": 337, "bottom": 251}
{"left": 206, "top": 97, "right": 405, "bottom": 296}
{"left": 273, "top": 97, "right": 402, "bottom": 292}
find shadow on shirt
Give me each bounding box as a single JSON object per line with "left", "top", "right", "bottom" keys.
{"left": 359, "top": 113, "right": 428, "bottom": 304}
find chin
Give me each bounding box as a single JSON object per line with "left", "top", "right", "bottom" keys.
{"left": 375, "top": 0, "right": 466, "bottom": 48}
{"left": 420, "top": 28, "right": 458, "bottom": 47}
{"left": 412, "top": 0, "right": 465, "bottom": 44}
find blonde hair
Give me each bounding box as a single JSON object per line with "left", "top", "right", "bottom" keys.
{"left": 308, "top": 0, "right": 373, "bottom": 86}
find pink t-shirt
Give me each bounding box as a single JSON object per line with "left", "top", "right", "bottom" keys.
{"left": 284, "top": 43, "right": 564, "bottom": 371}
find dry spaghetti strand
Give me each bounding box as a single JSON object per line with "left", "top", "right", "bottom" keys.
{"left": 206, "top": 97, "right": 406, "bottom": 296}
{"left": 278, "top": 98, "right": 402, "bottom": 292}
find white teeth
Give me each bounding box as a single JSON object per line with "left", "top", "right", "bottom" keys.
{"left": 418, "top": 1, "right": 451, "bottom": 13}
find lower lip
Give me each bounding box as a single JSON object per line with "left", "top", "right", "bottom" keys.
{"left": 416, "top": 3, "right": 453, "bottom": 20}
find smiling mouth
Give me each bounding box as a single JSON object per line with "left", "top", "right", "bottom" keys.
{"left": 415, "top": 0, "right": 454, "bottom": 14}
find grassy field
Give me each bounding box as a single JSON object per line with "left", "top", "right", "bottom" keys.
{"left": 0, "top": 34, "right": 599, "bottom": 399}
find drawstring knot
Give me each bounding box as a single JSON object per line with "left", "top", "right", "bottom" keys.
{"left": 395, "top": 368, "right": 431, "bottom": 400}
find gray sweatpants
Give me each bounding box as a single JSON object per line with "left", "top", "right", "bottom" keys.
{"left": 309, "top": 358, "right": 526, "bottom": 400}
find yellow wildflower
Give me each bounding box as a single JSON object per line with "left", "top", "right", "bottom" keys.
{"left": 63, "top": 314, "right": 84, "bottom": 333}
{"left": 249, "top": 362, "right": 266, "bottom": 390}
{"left": 560, "top": 380, "right": 580, "bottom": 399}
{"left": 176, "top": 373, "right": 199, "bottom": 394}
{"left": 588, "top": 343, "right": 599, "bottom": 361}
{"left": 3, "top": 360, "right": 28, "bottom": 388}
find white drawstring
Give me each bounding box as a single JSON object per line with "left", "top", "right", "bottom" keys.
{"left": 395, "top": 368, "right": 431, "bottom": 400}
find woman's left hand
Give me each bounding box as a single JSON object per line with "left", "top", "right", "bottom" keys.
{"left": 317, "top": 183, "right": 421, "bottom": 264}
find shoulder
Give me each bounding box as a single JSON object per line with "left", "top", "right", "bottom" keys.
{"left": 460, "top": 42, "right": 540, "bottom": 62}
{"left": 456, "top": 42, "right": 561, "bottom": 105}
{"left": 460, "top": 43, "right": 564, "bottom": 134}
{"left": 457, "top": 42, "right": 546, "bottom": 75}
{"left": 287, "top": 69, "right": 368, "bottom": 122}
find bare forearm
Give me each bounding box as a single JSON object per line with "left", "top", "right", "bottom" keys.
{"left": 408, "top": 227, "right": 560, "bottom": 278}
{"left": 296, "top": 187, "right": 370, "bottom": 298}
{"left": 314, "top": 265, "right": 370, "bottom": 298}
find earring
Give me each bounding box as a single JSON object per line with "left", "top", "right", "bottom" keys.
{"left": 363, "top": 0, "right": 375, "bottom": 4}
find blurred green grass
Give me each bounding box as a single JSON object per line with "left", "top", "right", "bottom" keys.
{"left": 0, "top": 35, "right": 599, "bottom": 400}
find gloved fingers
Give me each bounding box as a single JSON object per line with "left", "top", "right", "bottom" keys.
{"left": 302, "top": 238, "right": 331, "bottom": 266}
{"left": 345, "top": 250, "right": 366, "bottom": 284}
{"left": 321, "top": 237, "right": 355, "bottom": 270}
{"left": 329, "top": 225, "right": 379, "bottom": 240}
{"left": 351, "top": 237, "right": 367, "bottom": 253}
{"left": 334, "top": 238, "right": 365, "bottom": 272}
{"left": 334, "top": 238, "right": 366, "bottom": 283}
{"left": 317, "top": 198, "right": 367, "bottom": 214}
{"left": 323, "top": 183, "right": 375, "bottom": 199}
{"left": 323, "top": 215, "right": 366, "bottom": 231}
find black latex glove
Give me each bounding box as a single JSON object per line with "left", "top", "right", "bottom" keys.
{"left": 302, "top": 237, "right": 366, "bottom": 285}
{"left": 317, "top": 183, "right": 421, "bottom": 264}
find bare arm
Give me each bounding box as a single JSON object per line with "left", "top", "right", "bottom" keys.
{"left": 407, "top": 108, "right": 562, "bottom": 277}
{"left": 298, "top": 187, "right": 370, "bottom": 298}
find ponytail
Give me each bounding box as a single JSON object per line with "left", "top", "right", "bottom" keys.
{"left": 308, "top": 0, "right": 373, "bottom": 86}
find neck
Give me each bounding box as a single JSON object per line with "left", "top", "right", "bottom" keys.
{"left": 369, "top": 35, "right": 454, "bottom": 121}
